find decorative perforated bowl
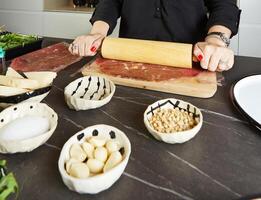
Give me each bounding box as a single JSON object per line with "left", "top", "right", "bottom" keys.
{"left": 64, "top": 76, "right": 115, "bottom": 111}
{"left": 58, "top": 124, "right": 131, "bottom": 194}
{"left": 144, "top": 98, "right": 203, "bottom": 144}
{"left": 0, "top": 102, "right": 58, "bottom": 153}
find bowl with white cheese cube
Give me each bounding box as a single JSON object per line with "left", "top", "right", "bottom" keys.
{"left": 58, "top": 124, "right": 131, "bottom": 194}
{"left": 0, "top": 102, "right": 58, "bottom": 153}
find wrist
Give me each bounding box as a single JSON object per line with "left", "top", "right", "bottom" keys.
{"left": 205, "top": 36, "right": 227, "bottom": 47}
{"left": 90, "top": 21, "right": 109, "bottom": 37}
{"left": 205, "top": 32, "right": 230, "bottom": 47}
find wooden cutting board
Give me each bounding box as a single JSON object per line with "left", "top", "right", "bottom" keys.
{"left": 82, "top": 57, "right": 217, "bottom": 98}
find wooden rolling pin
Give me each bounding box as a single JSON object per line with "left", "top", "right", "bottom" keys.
{"left": 101, "top": 37, "right": 193, "bottom": 69}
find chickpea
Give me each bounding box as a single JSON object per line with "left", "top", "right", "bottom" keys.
{"left": 149, "top": 108, "right": 199, "bottom": 133}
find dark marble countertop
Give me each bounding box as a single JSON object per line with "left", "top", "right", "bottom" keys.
{"left": 1, "top": 39, "right": 261, "bottom": 200}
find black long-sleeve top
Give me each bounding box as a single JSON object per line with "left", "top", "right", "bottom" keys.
{"left": 90, "top": 0, "right": 241, "bottom": 44}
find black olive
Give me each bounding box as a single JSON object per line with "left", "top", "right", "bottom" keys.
{"left": 77, "top": 133, "right": 84, "bottom": 141}
{"left": 92, "top": 129, "right": 99, "bottom": 136}
{"left": 119, "top": 147, "right": 125, "bottom": 155}
{"left": 109, "top": 131, "right": 116, "bottom": 139}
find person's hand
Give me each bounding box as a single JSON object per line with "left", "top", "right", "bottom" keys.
{"left": 69, "top": 33, "right": 105, "bottom": 57}
{"left": 193, "top": 42, "right": 234, "bottom": 72}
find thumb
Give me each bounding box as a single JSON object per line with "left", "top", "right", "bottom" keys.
{"left": 90, "top": 34, "right": 104, "bottom": 53}
{"left": 90, "top": 41, "right": 100, "bottom": 53}
{"left": 193, "top": 43, "right": 204, "bottom": 62}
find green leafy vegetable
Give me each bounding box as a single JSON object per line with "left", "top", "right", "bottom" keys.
{"left": 0, "top": 33, "right": 39, "bottom": 51}
{"left": 0, "top": 160, "right": 18, "bottom": 200}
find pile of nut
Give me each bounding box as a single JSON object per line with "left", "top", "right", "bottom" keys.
{"left": 148, "top": 108, "right": 199, "bottom": 133}
{"left": 65, "top": 133, "right": 123, "bottom": 179}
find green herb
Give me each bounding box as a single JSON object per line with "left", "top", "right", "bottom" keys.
{"left": 0, "top": 33, "right": 39, "bottom": 51}
{"left": 0, "top": 160, "right": 18, "bottom": 200}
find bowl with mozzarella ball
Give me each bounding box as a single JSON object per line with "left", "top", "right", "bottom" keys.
{"left": 58, "top": 124, "right": 131, "bottom": 194}
{"left": 0, "top": 102, "right": 58, "bottom": 153}
{"left": 144, "top": 98, "right": 203, "bottom": 144}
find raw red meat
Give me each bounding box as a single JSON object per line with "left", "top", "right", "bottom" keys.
{"left": 10, "top": 43, "right": 82, "bottom": 72}
{"left": 93, "top": 58, "right": 201, "bottom": 82}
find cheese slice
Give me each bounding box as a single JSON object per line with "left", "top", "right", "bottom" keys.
{"left": 0, "top": 75, "right": 39, "bottom": 89}
{"left": 24, "top": 71, "right": 57, "bottom": 87}
{"left": 0, "top": 86, "right": 29, "bottom": 96}
{"left": 3, "top": 68, "right": 56, "bottom": 89}
{"left": 5, "top": 67, "right": 24, "bottom": 78}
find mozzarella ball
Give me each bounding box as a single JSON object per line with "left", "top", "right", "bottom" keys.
{"left": 103, "top": 151, "right": 122, "bottom": 173}
{"left": 94, "top": 147, "right": 108, "bottom": 162}
{"left": 105, "top": 140, "right": 120, "bottom": 154}
{"left": 82, "top": 142, "right": 94, "bottom": 159}
{"left": 69, "top": 162, "right": 90, "bottom": 178}
{"left": 88, "top": 136, "right": 106, "bottom": 147}
{"left": 86, "top": 159, "right": 104, "bottom": 174}
{"left": 65, "top": 158, "right": 80, "bottom": 173}
{"left": 69, "top": 143, "right": 87, "bottom": 161}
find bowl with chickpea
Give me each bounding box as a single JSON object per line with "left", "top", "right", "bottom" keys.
{"left": 144, "top": 98, "right": 203, "bottom": 144}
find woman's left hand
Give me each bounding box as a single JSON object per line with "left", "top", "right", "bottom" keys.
{"left": 193, "top": 42, "right": 234, "bottom": 72}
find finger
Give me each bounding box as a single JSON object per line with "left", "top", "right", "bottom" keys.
{"left": 218, "top": 59, "right": 233, "bottom": 71}
{"left": 226, "top": 52, "right": 234, "bottom": 70}
{"left": 90, "top": 39, "right": 102, "bottom": 53}
{"left": 216, "top": 68, "right": 223, "bottom": 72}
{"left": 86, "top": 43, "right": 97, "bottom": 56}
{"left": 208, "top": 51, "right": 222, "bottom": 72}
{"left": 78, "top": 44, "right": 85, "bottom": 57}
{"left": 73, "top": 44, "right": 79, "bottom": 55}
{"left": 68, "top": 44, "right": 73, "bottom": 53}
{"left": 217, "top": 63, "right": 227, "bottom": 72}
{"left": 88, "top": 41, "right": 101, "bottom": 56}
{"left": 218, "top": 50, "right": 234, "bottom": 71}
{"left": 227, "top": 57, "right": 234, "bottom": 70}
{"left": 201, "top": 45, "right": 214, "bottom": 70}
{"left": 88, "top": 50, "right": 98, "bottom": 57}
{"left": 83, "top": 43, "right": 87, "bottom": 57}
{"left": 193, "top": 43, "right": 204, "bottom": 62}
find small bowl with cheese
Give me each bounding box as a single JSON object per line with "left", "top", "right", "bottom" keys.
{"left": 0, "top": 102, "right": 58, "bottom": 153}
{"left": 58, "top": 124, "right": 131, "bottom": 194}
{"left": 144, "top": 98, "right": 203, "bottom": 144}
{"left": 0, "top": 68, "right": 56, "bottom": 108}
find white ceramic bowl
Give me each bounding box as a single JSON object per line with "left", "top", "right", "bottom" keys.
{"left": 64, "top": 76, "right": 115, "bottom": 111}
{"left": 0, "top": 86, "right": 52, "bottom": 108}
{"left": 144, "top": 98, "right": 203, "bottom": 144}
{"left": 58, "top": 124, "right": 131, "bottom": 194}
{"left": 0, "top": 102, "right": 58, "bottom": 153}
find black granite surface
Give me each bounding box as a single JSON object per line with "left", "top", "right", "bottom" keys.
{"left": 1, "top": 39, "right": 261, "bottom": 200}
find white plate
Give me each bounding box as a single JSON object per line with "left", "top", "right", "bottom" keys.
{"left": 232, "top": 75, "right": 261, "bottom": 129}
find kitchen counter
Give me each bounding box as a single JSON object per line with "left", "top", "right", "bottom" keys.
{"left": 1, "top": 38, "right": 261, "bottom": 200}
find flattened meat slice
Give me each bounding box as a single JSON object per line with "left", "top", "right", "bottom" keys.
{"left": 10, "top": 43, "right": 82, "bottom": 72}
{"left": 94, "top": 58, "right": 201, "bottom": 82}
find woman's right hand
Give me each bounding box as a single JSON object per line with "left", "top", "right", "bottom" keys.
{"left": 69, "top": 33, "right": 105, "bottom": 57}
